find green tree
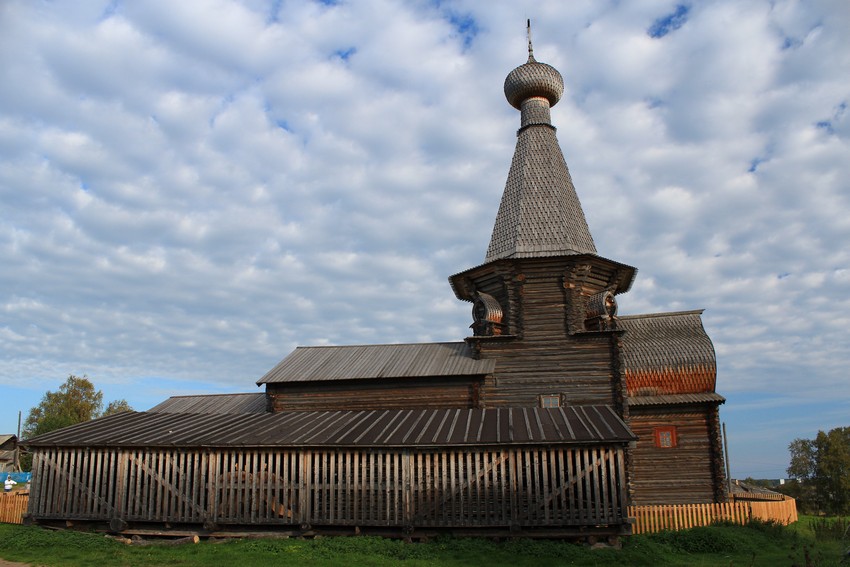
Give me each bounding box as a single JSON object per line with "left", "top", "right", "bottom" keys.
{"left": 787, "top": 438, "right": 816, "bottom": 482}
{"left": 23, "top": 375, "right": 133, "bottom": 438}
{"left": 787, "top": 426, "right": 850, "bottom": 515}
{"left": 21, "top": 375, "right": 134, "bottom": 471}
{"left": 103, "top": 399, "right": 133, "bottom": 416}
{"left": 814, "top": 427, "right": 850, "bottom": 515}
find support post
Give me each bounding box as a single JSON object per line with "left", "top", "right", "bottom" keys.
{"left": 722, "top": 422, "right": 732, "bottom": 500}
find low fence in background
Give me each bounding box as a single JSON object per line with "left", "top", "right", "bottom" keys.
{"left": 629, "top": 497, "right": 798, "bottom": 534}
{"left": 747, "top": 498, "right": 798, "bottom": 524}
{"left": 0, "top": 492, "right": 29, "bottom": 524}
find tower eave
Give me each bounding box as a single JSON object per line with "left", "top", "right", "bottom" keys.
{"left": 449, "top": 253, "right": 637, "bottom": 302}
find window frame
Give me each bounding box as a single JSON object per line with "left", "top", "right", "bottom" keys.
{"left": 654, "top": 426, "right": 678, "bottom": 448}
{"left": 539, "top": 394, "right": 562, "bottom": 408}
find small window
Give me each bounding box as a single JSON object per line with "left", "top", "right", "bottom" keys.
{"left": 540, "top": 394, "right": 560, "bottom": 408}
{"left": 654, "top": 426, "right": 677, "bottom": 448}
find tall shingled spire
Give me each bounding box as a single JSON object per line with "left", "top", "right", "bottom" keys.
{"left": 485, "top": 22, "right": 597, "bottom": 262}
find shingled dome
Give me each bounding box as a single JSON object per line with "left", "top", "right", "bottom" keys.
{"left": 504, "top": 56, "right": 564, "bottom": 109}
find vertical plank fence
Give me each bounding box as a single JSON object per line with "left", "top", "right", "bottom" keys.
{"left": 27, "top": 445, "right": 631, "bottom": 530}
{"left": 628, "top": 498, "right": 797, "bottom": 534}
{"left": 748, "top": 498, "right": 798, "bottom": 525}
{"left": 0, "top": 492, "right": 29, "bottom": 524}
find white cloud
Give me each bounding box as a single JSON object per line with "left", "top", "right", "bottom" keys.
{"left": 1, "top": 0, "right": 848, "bottom": 478}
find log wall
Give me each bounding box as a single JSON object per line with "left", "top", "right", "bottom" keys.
{"left": 28, "top": 445, "right": 628, "bottom": 530}
{"left": 267, "top": 377, "right": 481, "bottom": 412}
{"left": 628, "top": 408, "right": 721, "bottom": 505}
{"left": 470, "top": 267, "right": 622, "bottom": 409}
{"left": 477, "top": 337, "right": 619, "bottom": 407}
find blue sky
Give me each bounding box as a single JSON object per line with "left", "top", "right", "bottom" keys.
{"left": 1, "top": 0, "right": 848, "bottom": 479}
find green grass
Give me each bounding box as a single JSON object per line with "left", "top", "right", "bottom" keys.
{"left": 0, "top": 518, "right": 846, "bottom": 567}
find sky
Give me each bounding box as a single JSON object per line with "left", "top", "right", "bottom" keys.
{"left": 1, "top": 0, "right": 848, "bottom": 479}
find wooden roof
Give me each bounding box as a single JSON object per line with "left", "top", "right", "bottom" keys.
{"left": 485, "top": 67, "right": 596, "bottom": 262}
{"left": 23, "top": 406, "right": 635, "bottom": 449}
{"left": 449, "top": 253, "right": 636, "bottom": 302}
{"left": 618, "top": 310, "right": 717, "bottom": 396}
{"left": 730, "top": 481, "right": 787, "bottom": 501}
{"left": 0, "top": 435, "right": 17, "bottom": 465}
{"left": 628, "top": 393, "right": 725, "bottom": 407}
{"left": 149, "top": 393, "right": 266, "bottom": 414}
{"left": 258, "top": 342, "right": 495, "bottom": 385}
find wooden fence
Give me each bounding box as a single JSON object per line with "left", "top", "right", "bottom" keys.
{"left": 748, "top": 498, "right": 798, "bottom": 524}
{"left": 6, "top": 492, "right": 799, "bottom": 535}
{"left": 0, "top": 492, "right": 29, "bottom": 524}
{"left": 27, "top": 445, "right": 630, "bottom": 531}
{"left": 628, "top": 498, "right": 798, "bottom": 534}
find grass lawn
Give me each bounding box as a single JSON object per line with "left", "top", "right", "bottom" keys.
{"left": 0, "top": 518, "right": 846, "bottom": 566}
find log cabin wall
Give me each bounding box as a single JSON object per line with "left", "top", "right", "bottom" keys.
{"left": 452, "top": 256, "right": 633, "bottom": 341}
{"left": 476, "top": 336, "right": 618, "bottom": 408}
{"left": 627, "top": 406, "right": 724, "bottom": 505}
{"left": 466, "top": 261, "right": 623, "bottom": 409}
{"left": 266, "top": 377, "right": 484, "bottom": 412}
{"left": 708, "top": 404, "right": 728, "bottom": 503}
{"left": 28, "top": 444, "right": 629, "bottom": 530}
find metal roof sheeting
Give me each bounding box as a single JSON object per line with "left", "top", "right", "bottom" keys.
{"left": 628, "top": 393, "right": 726, "bottom": 407}
{"left": 258, "top": 342, "right": 495, "bottom": 384}
{"left": 23, "top": 406, "right": 635, "bottom": 449}
{"left": 149, "top": 393, "right": 267, "bottom": 414}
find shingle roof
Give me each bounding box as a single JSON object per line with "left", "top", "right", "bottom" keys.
{"left": 503, "top": 54, "right": 564, "bottom": 110}
{"left": 618, "top": 310, "right": 717, "bottom": 396}
{"left": 257, "top": 342, "right": 495, "bottom": 385}
{"left": 23, "top": 406, "right": 635, "bottom": 449}
{"left": 149, "top": 393, "right": 267, "bottom": 414}
{"left": 485, "top": 56, "right": 596, "bottom": 262}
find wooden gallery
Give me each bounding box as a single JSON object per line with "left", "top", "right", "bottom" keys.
{"left": 23, "top": 38, "right": 726, "bottom": 539}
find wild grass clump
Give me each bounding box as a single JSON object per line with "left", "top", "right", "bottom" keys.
{"left": 740, "top": 518, "right": 789, "bottom": 540}
{"left": 646, "top": 525, "right": 750, "bottom": 554}
{"left": 810, "top": 516, "right": 849, "bottom": 541}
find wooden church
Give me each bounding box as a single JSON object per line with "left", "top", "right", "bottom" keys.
{"left": 23, "top": 32, "right": 726, "bottom": 538}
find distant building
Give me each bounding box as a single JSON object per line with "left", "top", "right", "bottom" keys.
{"left": 0, "top": 435, "right": 18, "bottom": 473}
{"left": 24, "top": 28, "right": 726, "bottom": 537}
